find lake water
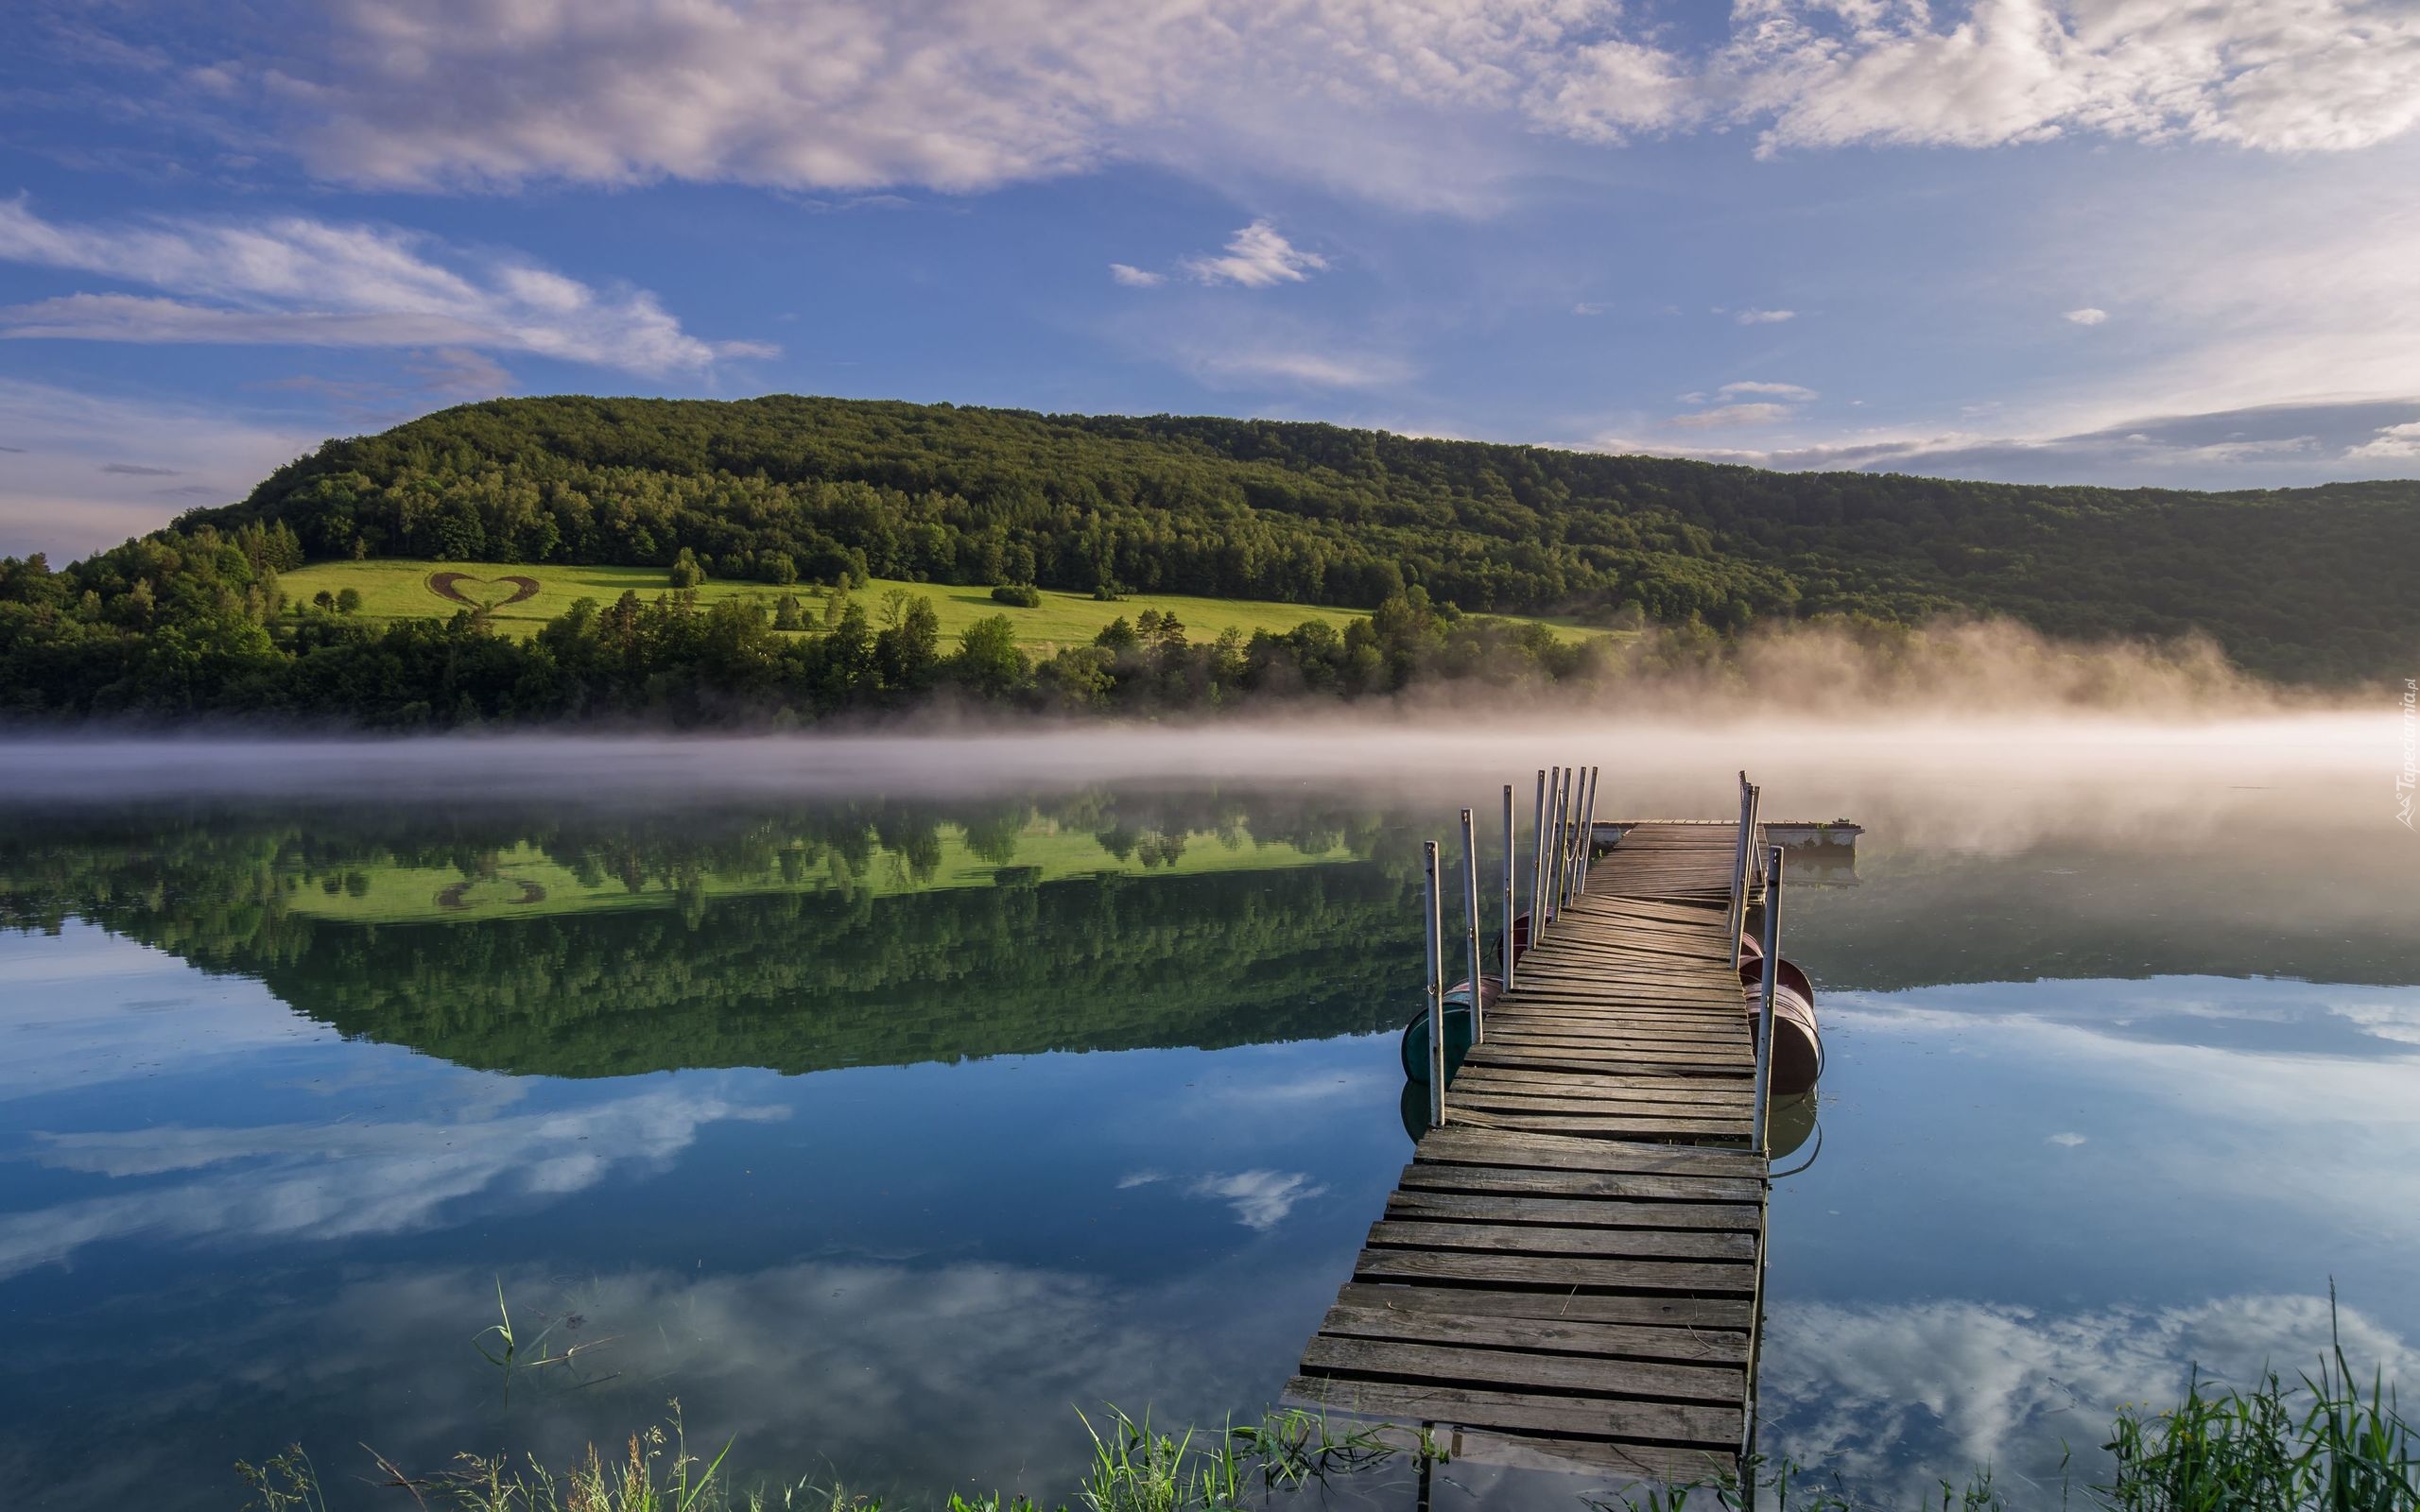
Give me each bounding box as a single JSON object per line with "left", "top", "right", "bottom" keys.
{"left": 0, "top": 720, "right": 2411, "bottom": 1511}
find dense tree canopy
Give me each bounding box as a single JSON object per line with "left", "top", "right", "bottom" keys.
{"left": 178, "top": 394, "right": 2418, "bottom": 681}
{"left": 1, "top": 394, "right": 2411, "bottom": 724}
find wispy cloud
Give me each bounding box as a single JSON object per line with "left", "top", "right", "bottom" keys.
{"left": 1735, "top": 307, "right": 1796, "bottom": 325}
{"left": 0, "top": 198, "right": 769, "bottom": 375}
{"left": 2066, "top": 307, "right": 2111, "bottom": 326}
{"left": 2346, "top": 419, "right": 2420, "bottom": 459}
{"left": 1669, "top": 401, "right": 1793, "bottom": 430}
{"left": 1108, "top": 263, "right": 1164, "bottom": 288}
{"left": 1184, "top": 344, "right": 1412, "bottom": 388}
{"left": 1181, "top": 221, "right": 1326, "bottom": 288}
{"left": 1720, "top": 381, "right": 1816, "bottom": 400}
{"left": 72, "top": 1, "right": 2420, "bottom": 203}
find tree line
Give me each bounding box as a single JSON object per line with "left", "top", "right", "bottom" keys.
{"left": 162, "top": 393, "right": 2417, "bottom": 683}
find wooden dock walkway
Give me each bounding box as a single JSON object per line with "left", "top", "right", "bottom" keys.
{"left": 1286, "top": 818, "right": 1772, "bottom": 1484}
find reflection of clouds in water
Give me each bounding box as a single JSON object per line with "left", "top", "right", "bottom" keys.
{"left": 19, "top": 1257, "right": 1263, "bottom": 1511}
{"left": 1829, "top": 983, "right": 2420, "bottom": 1231}
{"left": 1837, "top": 977, "right": 2420, "bottom": 1052}
{"left": 1763, "top": 1294, "right": 2420, "bottom": 1493}
{"left": 0, "top": 925, "right": 331, "bottom": 1100}
{"left": 1186, "top": 1170, "right": 1328, "bottom": 1230}
{"left": 0, "top": 1086, "right": 786, "bottom": 1280}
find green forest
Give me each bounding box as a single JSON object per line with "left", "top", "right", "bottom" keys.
{"left": 1, "top": 393, "right": 2413, "bottom": 722}
{"left": 0, "top": 796, "right": 1418, "bottom": 1075}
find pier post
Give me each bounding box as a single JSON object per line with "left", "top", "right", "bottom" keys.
{"left": 1460, "top": 807, "right": 1485, "bottom": 1045}
{"left": 1423, "top": 840, "right": 1446, "bottom": 1127}
{"left": 1728, "top": 773, "right": 1754, "bottom": 971}
{"left": 1500, "top": 783, "right": 1517, "bottom": 993}
{"left": 1528, "top": 768, "right": 1547, "bottom": 948}
{"left": 1542, "top": 766, "right": 1562, "bottom": 924}
{"left": 1751, "top": 846, "right": 1785, "bottom": 1154}
{"left": 1576, "top": 765, "right": 1600, "bottom": 895}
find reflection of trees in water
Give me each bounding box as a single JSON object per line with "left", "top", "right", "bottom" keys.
{"left": 0, "top": 794, "right": 1423, "bottom": 1079}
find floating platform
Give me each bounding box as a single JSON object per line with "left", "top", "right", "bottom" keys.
{"left": 1287, "top": 821, "right": 1773, "bottom": 1484}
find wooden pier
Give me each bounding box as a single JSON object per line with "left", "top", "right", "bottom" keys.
{"left": 1287, "top": 799, "right": 1779, "bottom": 1484}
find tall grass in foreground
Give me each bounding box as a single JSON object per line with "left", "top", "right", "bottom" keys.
{"left": 237, "top": 1402, "right": 1416, "bottom": 1512}
{"left": 239, "top": 1324, "right": 2414, "bottom": 1512}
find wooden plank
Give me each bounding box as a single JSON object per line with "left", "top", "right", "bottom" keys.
{"left": 1328, "top": 1283, "right": 1753, "bottom": 1338}
{"left": 1397, "top": 1161, "right": 1766, "bottom": 1205}
{"left": 1386, "top": 1188, "right": 1763, "bottom": 1232}
{"left": 1368, "top": 1219, "right": 1757, "bottom": 1262}
{"left": 1322, "top": 1297, "right": 1749, "bottom": 1365}
{"left": 1443, "top": 1087, "right": 1755, "bottom": 1117}
{"left": 1447, "top": 1107, "right": 1753, "bottom": 1142}
{"left": 1283, "top": 1374, "right": 1739, "bottom": 1448}
{"left": 1416, "top": 1126, "right": 1768, "bottom": 1178}
{"left": 1301, "top": 1335, "right": 1745, "bottom": 1406}
{"left": 1352, "top": 1246, "right": 1755, "bottom": 1297}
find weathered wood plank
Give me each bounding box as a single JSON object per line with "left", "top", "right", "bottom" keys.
{"left": 1282, "top": 1375, "right": 1740, "bottom": 1448}
{"left": 1301, "top": 1335, "right": 1746, "bottom": 1405}
{"left": 1416, "top": 1125, "right": 1768, "bottom": 1177}
{"left": 1385, "top": 1188, "right": 1763, "bottom": 1232}
{"left": 1398, "top": 1160, "right": 1766, "bottom": 1205}
{"left": 1368, "top": 1218, "right": 1758, "bottom": 1262}
{"left": 1352, "top": 1246, "right": 1756, "bottom": 1297}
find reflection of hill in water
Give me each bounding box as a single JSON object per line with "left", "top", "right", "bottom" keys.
{"left": 1788, "top": 837, "right": 2419, "bottom": 991}
{"left": 267, "top": 866, "right": 1416, "bottom": 1076}
{"left": 0, "top": 799, "right": 1419, "bottom": 1078}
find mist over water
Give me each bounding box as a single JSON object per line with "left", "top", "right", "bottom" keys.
{"left": 0, "top": 709, "right": 2411, "bottom": 1512}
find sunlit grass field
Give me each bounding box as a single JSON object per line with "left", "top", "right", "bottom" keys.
{"left": 278, "top": 558, "right": 1610, "bottom": 650}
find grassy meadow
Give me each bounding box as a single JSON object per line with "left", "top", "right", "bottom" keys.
{"left": 277, "top": 558, "right": 1611, "bottom": 652}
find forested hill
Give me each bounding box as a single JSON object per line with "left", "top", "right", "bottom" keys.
{"left": 184, "top": 394, "right": 2419, "bottom": 682}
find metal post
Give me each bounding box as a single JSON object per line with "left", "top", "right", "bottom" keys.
{"left": 1551, "top": 765, "right": 1574, "bottom": 917}
{"left": 1423, "top": 840, "right": 1446, "bottom": 1128}
{"left": 1728, "top": 772, "right": 1754, "bottom": 971}
{"left": 1751, "top": 846, "right": 1785, "bottom": 1155}
{"left": 1461, "top": 809, "right": 1486, "bottom": 1047}
{"left": 1543, "top": 765, "right": 1564, "bottom": 922}
{"left": 1576, "top": 765, "right": 1600, "bottom": 895}
{"left": 1499, "top": 783, "right": 1516, "bottom": 992}
{"left": 1528, "top": 767, "right": 1548, "bottom": 945}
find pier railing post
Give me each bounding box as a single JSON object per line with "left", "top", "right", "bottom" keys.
{"left": 1727, "top": 775, "right": 1751, "bottom": 970}
{"left": 1752, "top": 846, "right": 1785, "bottom": 1155}
{"left": 1460, "top": 807, "right": 1485, "bottom": 1045}
{"left": 1542, "top": 766, "right": 1562, "bottom": 925}
{"left": 1576, "top": 765, "right": 1599, "bottom": 895}
{"left": 1500, "top": 783, "right": 1516, "bottom": 993}
{"left": 1528, "top": 767, "right": 1547, "bottom": 948}
{"left": 1423, "top": 840, "right": 1446, "bottom": 1128}
{"left": 1556, "top": 763, "right": 1579, "bottom": 915}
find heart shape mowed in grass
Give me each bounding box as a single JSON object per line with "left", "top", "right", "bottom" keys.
{"left": 425, "top": 572, "right": 542, "bottom": 610}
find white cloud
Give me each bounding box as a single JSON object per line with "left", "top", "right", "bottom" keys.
{"left": 2346, "top": 419, "right": 2420, "bottom": 459}
{"left": 1181, "top": 220, "right": 1326, "bottom": 288}
{"left": 0, "top": 380, "right": 322, "bottom": 558}
{"left": 1720, "top": 380, "right": 1817, "bottom": 400}
{"left": 2066, "top": 306, "right": 2111, "bottom": 325}
{"left": 1183, "top": 345, "right": 1414, "bottom": 387}
{"left": 87, "top": 0, "right": 2420, "bottom": 204}
{"left": 1727, "top": 0, "right": 2420, "bottom": 158}
{"left": 0, "top": 198, "right": 767, "bottom": 375}
{"left": 1108, "top": 262, "right": 1165, "bottom": 287}
{"left": 1669, "top": 401, "right": 1794, "bottom": 429}
{"left": 1736, "top": 306, "right": 1796, "bottom": 323}
{"left": 2047, "top": 1131, "right": 2087, "bottom": 1146}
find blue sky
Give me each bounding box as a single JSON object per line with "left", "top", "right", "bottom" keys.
{"left": 3, "top": 0, "right": 2418, "bottom": 557}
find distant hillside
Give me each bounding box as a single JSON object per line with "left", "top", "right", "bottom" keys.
{"left": 182, "top": 394, "right": 2420, "bottom": 681}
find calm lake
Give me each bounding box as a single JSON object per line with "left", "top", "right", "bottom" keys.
{"left": 0, "top": 720, "right": 2411, "bottom": 1510}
